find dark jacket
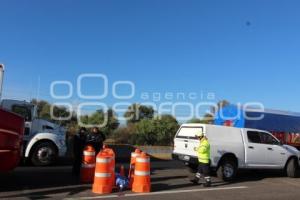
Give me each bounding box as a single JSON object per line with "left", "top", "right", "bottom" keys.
{"left": 85, "top": 132, "right": 106, "bottom": 153}
{"left": 73, "top": 133, "right": 86, "bottom": 157}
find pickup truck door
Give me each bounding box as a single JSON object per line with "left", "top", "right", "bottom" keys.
{"left": 244, "top": 131, "right": 269, "bottom": 167}
{"left": 259, "top": 132, "right": 287, "bottom": 168}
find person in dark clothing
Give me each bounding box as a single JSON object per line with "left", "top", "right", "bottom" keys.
{"left": 72, "top": 127, "right": 87, "bottom": 176}
{"left": 85, "top": 127, "right": 106, "bottom": 155}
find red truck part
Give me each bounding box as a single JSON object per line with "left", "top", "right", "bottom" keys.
{"left": 0, "top": 64, "right": 25, "bottom": 172}
{"left": 0, "top": 108, "right": 24, "bottom": 172}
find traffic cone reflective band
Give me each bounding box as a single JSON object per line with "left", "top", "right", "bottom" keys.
{"left": 92, "top": 152, "right": 113, "bottom": 194}
{"left": 130, "top": 149, "right": 142, "bottom": 165}
{"left": 128, "top": 149, "right": 142, "bottom": 188}
{"left": 80, "top": 145, "right": 96, "bottom": 183}
{"left": 132, "top": 152, "right": 151, "bottom": 193}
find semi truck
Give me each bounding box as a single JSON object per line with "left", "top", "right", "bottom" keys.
{"left": 0, "top": 64, "right": 67, "bottom": 166}
{"left": 214, "top": 105, "right": 300, "bottom": 149}
{"left": 0, "top": 64, "right": 24, "bottom": 172}
{"left": 0, "top": 99, "right": 67, "bottom": 166}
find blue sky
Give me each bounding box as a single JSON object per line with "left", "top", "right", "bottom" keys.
{"left": 1, "top": 0, "right": 300, "bottom": 119}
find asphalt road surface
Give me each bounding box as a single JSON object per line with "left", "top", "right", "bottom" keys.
{"left": 1, "top": 161, "right": 300, "bottom": 200}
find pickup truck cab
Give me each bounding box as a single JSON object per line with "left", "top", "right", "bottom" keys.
{"left": 173, "top": 123, "right": 300, "bottom": 181}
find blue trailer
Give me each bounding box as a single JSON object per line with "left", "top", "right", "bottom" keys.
{"left": 214, "top": 105, "right": 300, "bottom": 149}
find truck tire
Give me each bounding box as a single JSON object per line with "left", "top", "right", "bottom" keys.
{"left": 31, "top": 141, "right": 58, "bottom": 166}
{"left": 217, "top": 159, "right": 237, "bottom": 182}
{"left": 286, "top": 158, "right": 298, "bottom": 178}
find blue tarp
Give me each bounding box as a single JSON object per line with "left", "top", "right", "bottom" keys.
{"left": 214, "top": 105, "right": 300, "bottom": 133}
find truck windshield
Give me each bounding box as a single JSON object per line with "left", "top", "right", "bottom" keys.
{"left": 12, "top": 105, "right": 32, "bottom": 121}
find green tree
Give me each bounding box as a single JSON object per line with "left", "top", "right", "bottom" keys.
{"left": 31, "top": 99, "right": 74, "bottom": 126}
{"left": 201, "top": 113, "right": 214, "bottom": 124}
{"left": 31, "top": 99, "right": 78, "bottom": 135}
{"left": 134, "top": 119, "right": 156, "bottom": 145}
{"left": 211, "top": 100, "right": 230, "bottom": 114}
{"left": 154, "top": 115, "right": 179, "bottom": 145}
{"left": 133, "top": 115, "right": 179, "bottom": 146}
{"left": 80, "top": 109, "right": 119, "bottom": 137}
{"left": 124, "top": 103, "right": 154, "bottom": 124}
{"left": 186, "top": 118, "right": 202, "bottom": 123}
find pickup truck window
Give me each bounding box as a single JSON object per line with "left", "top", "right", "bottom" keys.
{"left": 176, "top": 127, "right": 203, "bottom": 139}
{"left": 260, "top": 132, "right": 279, "bottom": 145}
{"left": 247, "top": 131, "right": 261, "bottom": 143}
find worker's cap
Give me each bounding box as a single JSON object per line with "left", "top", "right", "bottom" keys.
{"left": 195, "top": 130, "right": 204, "bottom": 137}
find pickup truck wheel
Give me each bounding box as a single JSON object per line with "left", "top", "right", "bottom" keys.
{"left": 217, "top": 159, "right": 237, "bottom": 181}
{"left": 286, "top": 158, "right": 298, "bottom": 178}
{"left": 31, "top": 142, "right": 58, "bottom": 166}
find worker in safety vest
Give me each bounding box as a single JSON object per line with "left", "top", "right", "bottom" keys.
{"left": 192, "top": 130, "right": 211, "bottom": 187}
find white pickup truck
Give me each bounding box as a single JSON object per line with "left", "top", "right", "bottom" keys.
{"left": 172, "top": 124, "right": 300, "bottom": 181}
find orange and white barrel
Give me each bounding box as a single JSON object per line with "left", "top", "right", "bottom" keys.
{"left": 132, "top": 152, "right": 151, "bottom": 193}
{"left": 92, "top": 152, "right": 113, "bottom": 194}
{"left": 128, "top": 149, "right": 142, "bottom": 188}
{"left": 80, "top": 145, "right": 96, "bottom": 183}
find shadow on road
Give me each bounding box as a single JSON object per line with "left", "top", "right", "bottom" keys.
{"left": 0, "top": 144, "right": 174, "bottom": 195}
{"left": 0, "top": 144, "right": 291, "bottom": 199}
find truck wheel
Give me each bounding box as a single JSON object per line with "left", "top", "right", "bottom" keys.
{"left": 217, "top": 159, "right": 237, "bottom": 181}
{"left": 31, "top": 142, "right": 58, "bottom": 166}
{"left": 286, "top": 158, "right": 298, "bottom": 178}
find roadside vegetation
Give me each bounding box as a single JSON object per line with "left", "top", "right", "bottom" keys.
{"left": 29, "top": 99, "right": 229, "bottom": 146}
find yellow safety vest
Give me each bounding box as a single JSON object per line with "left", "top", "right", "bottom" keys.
{"left": 196, "top": 138, "right": 210, "bottom": 164}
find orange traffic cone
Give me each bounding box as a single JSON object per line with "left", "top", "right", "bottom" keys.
{"left": 132, "top": 152, "right": 151, "bottom": 193}
{"left": 102, "top": 146, "right": 116, "bottom": 187}
{"left": 80, "top": 145, "right": 96, "bottom": 183}
{"left": 92, "top": 152, "right": 113, "bottom": 194}
{"left": 128, "top": 149, "right": 142, "bottom": 188}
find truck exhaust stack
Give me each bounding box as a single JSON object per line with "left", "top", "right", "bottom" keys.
{"left": 0, "top": 64, "right": 4, "bottom": 100}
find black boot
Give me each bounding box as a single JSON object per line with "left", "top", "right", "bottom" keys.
{"left": 190, "top": 173, "right": 201, "bottom": 185}
{"left": 203, "top": 177, "right": 211, "bottom": 187}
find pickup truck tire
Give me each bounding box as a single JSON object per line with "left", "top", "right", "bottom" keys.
{"left": 217, "top": 159, "right": 237, "bottom": 181}
{"left": 31, "top": 141, "right": 58, "bottom": 166}
{"left": 286, "top": 158, "right": 298, "bottom": 178}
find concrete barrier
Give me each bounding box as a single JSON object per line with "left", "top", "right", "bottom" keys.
{"left": 66, "top": 137, "right": 173, "bottom": 163}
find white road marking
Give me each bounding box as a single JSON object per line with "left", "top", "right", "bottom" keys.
{"left": 65, "top": 186, "right": 248, "bottom": 200}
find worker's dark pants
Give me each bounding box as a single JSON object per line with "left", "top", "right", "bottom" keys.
{"left": 72, "top": 145, "right": 85, "bottom": 176}
{"left": 72, "top": 155, "right": 82, "bottom": 176}
{"left": 197, "top": 162, "right": 210, "bottom": 177}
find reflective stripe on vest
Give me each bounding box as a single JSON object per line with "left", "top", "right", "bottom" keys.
{"left": 198, "top": 158, "right": 209, "bottom": 164}
{"left": 134, "top": 170, "right": 150, "bottom": 176}
{"left": 83, "top": 151, "right": 95, "bottom": 156}
{"left": 95, "top": 172, "right": 111, "bottom": 178}
{"left": 96, "top": 158, "right": 111, "bottom": 163}
{"left": 136, "top": 158, "right": 150, "bottom": 163}
{"left": 81, "top": 164, "right": 96, "bottom": 168}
